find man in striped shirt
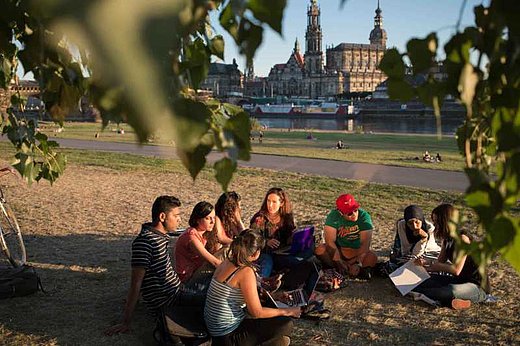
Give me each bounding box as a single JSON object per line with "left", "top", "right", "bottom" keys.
{"left": 106, "top": 195, "right": 184, "bottom": 335}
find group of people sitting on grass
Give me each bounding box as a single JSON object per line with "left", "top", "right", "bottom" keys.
{"left": 105, "top": 189, "right": 490, "bottom": 345}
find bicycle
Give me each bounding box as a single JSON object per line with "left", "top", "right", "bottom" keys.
{"left": 0, "top": 183, "right": 26, "bottom": 267}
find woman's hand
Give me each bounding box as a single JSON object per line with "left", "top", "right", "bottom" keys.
{"left": 266, "top": 238, "right": 280, "bottom": 249}
{"left": 414, "top": 228, "right": 428, "bottom": 239}
{"left": 284, "top": 307, "right": 302, "bottom": 318}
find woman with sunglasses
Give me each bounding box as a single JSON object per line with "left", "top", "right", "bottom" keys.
{"left": 315, "top": 194, "right": 377, "bottom": 279}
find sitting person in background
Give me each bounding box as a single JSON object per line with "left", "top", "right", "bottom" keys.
{"left": 250, "top": 187, "right": 300, "bottom": 277}
{"left": 204, "top": 229, "right": 299, "bottom": 346}
{"left": 423, "top": 151, "right": 431, "bottom": 162}
{"left": 390, "top": 205, "right": 441, "bottom": 265}
{"left": 315, "top": 194, "right": 377, "bottom": 279}
{"left": 336, "top": 140, "right": 344, "bottom": 149}
{"left": 175, "top": 201, "right": 221, "bottom": 291}
{"left": 435, "top": 153, "right": 442, "bottom": 162}
{"left": 414, "top": 204, "right": 489, "bottom": 309}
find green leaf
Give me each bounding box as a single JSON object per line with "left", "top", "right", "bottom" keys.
{"left": 379, "top": 48, "right": 405, "bottom": 79}
{"left": 498, "top": 216, "right": 520, "bottom": 273}
{"left": 458, "top": 63, "right": 479, "bottom": 114}
{"left": 177, "top": 134, "right": 214, "bottom": 180}
{"left": 210, "top": 35, "right": 225, "bottom": 60}
{"left": 488, "top": 216, "right": 516, "bottom": 250}
{"left": 247, "top": 0, "right": 286, "bottom": 34}
{"left": 237, "top": 19, "right": 263, "bottom": 66}
{"left": 219, "top": 3, "right": 239, "bottom": 40}
{"left": 386, "top": 78, "right": 414, "bottom": 102}
{"left": 172, "top": 98, "right": 212, "bottom": 151}
{"left": 214, "top": 157, "right": 236, "bottom": 191}
{"left": 406, "top": 33, "right": 438, "bottom": 74}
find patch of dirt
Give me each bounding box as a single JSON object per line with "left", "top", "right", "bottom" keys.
{"left": 0, "top": 164, "right": 518, "bottom": 345}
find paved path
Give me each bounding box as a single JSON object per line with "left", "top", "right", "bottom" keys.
{"left": 51, "top": 138, "right": 468, "bottom": 192}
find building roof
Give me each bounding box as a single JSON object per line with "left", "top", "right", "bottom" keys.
{"left": 208, "top": 62, "right": 242, "bottom": 75}
{"left": 329, "top": 43, "right": 383, "bottom": 51}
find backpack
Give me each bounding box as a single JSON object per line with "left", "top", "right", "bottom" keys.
{"left": 0, "top": 264, "right": 44, "bottom": 299}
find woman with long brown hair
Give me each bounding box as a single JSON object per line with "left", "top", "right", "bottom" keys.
{"left": 250, "top": 187, "right": 301, "bottom": 277}
{"left": 415, "top": 204, "right": 489, "bottom": 309}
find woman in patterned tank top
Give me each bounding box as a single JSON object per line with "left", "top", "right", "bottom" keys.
{"left": 205, "top": 229, "right": 300, "bottom": 346}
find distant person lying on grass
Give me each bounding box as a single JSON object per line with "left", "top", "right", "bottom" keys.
{"left": 413, "top": 204, "right": 490, "bottom": 310}
{"left": 315, "top": 194, "right": 377, "bottom": 280}
{"left": 105, "top": 196, "right": 204, "bottom": 336}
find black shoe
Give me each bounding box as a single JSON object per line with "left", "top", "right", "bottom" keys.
{"left": 358, "top": 267, "right": 372, "bottom": 280}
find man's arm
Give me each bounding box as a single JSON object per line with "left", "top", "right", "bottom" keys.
{"left": 323, "top": 225, "right": 349, "bottom": 272}
{"left": 105, "top": 267, "right": 145, "bottom": 336}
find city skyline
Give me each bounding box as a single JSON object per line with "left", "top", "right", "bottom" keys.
{"left": 212, "top": 0, "right": 489, "bottom": 77}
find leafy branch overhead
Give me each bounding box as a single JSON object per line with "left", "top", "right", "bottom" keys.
{"left": 0, "top": 0, "right": 287, "bottom": 190}
{"left": 379, "top": 0, "right": 520, "bottom": 274}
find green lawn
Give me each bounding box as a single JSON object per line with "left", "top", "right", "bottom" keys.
{"left": 37, "top": 121, "right": 465, "bottom": 171}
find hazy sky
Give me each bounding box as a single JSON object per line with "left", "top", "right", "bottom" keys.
{"left": 212, "top": 0, "right": 488, "bottom": 76}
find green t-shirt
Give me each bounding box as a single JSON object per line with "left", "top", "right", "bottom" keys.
{"left": 324, "top": 208, "right": 374, "bottom": 249}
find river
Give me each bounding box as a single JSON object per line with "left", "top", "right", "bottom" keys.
{"left": 253, "top": 114, "right": 465, "bottom": 135}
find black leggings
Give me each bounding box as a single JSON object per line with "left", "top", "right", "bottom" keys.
{"left": 212, "top": 316, "right": 293, "bottom": 346}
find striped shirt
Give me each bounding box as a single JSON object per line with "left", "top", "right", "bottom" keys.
{"left": 204, "top": 277, "right": 246, "bottom": 336}
{"left": 131, "top": 223, "right": 181, "bottom": 312}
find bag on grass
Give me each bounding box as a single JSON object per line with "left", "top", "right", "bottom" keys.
{"left": 315, "top": 269, "right": 345, "bottom": 292}
{"left": 0, "top": 264, "right": 44, "bottom": 299}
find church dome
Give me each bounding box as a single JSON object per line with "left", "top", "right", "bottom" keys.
{"left": 369, "top": 27, "right": 387, "bottom": 43}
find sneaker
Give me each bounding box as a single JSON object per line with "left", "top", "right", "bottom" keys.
{"left": 451, "top": 298, "right": 471, "bottom": 310}
{"left": 358, "top": 267, "right": 372, "bottom": 280}
{"left": 283, "top": 336, "right": 291, "bottom": 346}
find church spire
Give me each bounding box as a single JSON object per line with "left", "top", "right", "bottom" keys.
{"left": 369, "top": 0, "right": 387, "bottom": 47}
{"left": 294, "top": 38, "right": 300, "bottom": 53}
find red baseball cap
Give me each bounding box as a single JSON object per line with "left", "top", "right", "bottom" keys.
{"left": 336, "top": 194, "right": 360, "bottom": 215}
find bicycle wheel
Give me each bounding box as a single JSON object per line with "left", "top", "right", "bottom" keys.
{"left": 0, "top": 202, "right": 26, "bottom": 267}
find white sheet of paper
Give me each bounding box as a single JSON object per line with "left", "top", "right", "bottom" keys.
{"left": 389, "top": 260, "right": 431, "bottom": 296}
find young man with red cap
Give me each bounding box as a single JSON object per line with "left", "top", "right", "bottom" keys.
{"left": 315, "top": 194, "right": 377, "bottom": 279}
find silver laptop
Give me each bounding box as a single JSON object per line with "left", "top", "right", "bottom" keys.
{"left": 264, "top": 262, "right": 320, "bottom": 308}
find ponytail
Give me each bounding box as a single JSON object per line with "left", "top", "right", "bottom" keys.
{"left": 227, "top": 229, "right": 265, "bottom": 267}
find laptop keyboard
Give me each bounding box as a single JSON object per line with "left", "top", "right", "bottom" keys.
{"left": 288, "top": 289, "right": 306, "bottom": 306}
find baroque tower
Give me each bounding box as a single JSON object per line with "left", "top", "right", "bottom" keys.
{"left": 369, "top": 0, "right": 387, "bottom": 47}
{"left": 304, "top": 0, "right": 323, "bottom": 74}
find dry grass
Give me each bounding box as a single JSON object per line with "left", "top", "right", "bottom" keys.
{"left": 0, "top": 151, "right": 518, "bottom": 346}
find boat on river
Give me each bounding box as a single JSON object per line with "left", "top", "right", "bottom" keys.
{"left": 247, "top": 102, "right": 358, "bottom": 116}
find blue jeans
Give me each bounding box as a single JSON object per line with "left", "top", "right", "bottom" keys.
{"left": 272, "top": 247, "right": 314, "bottom": 271}
{"left": 256, "top": 253, "right": 274, "bottom": 278}
{"left": 414, "top": 274, "right": 487, "bottom": 307}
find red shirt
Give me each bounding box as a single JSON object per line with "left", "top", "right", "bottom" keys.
{"left": 174, "top": 228, "right": 207, "bottom": 282}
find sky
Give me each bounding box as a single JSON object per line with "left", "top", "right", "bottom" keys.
{"left": 211, "top": 0, "right": 488, "bottom": 77}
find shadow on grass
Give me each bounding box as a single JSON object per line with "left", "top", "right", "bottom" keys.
{"left": 0, "top": 233, "right": 156, "bottom": 346}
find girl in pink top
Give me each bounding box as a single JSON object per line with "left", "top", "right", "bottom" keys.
{"left": 175, "top": 201, "right": 222, "bottom": 284}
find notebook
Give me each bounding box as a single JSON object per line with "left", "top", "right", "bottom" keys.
{"left": 274, "top": 226, "right": 315, "bottom": 255}
{"left": 264, "top": 262, "right": 320, "bottom": 308}
{"left": 389, "top": 260, "right": 431, "bottom": 296}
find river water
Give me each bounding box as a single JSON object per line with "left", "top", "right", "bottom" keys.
{"left": 254, "top": 114, "right": 464, "bottom": 135}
